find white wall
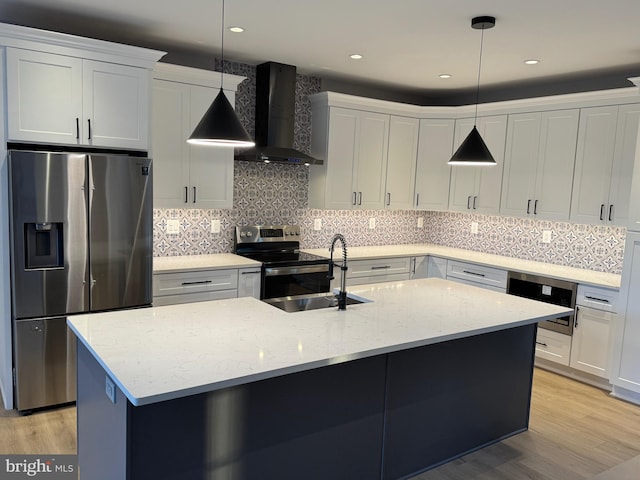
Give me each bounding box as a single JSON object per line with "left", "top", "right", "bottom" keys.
{"left": 0, "top": 48, "right": 14, "bottom": 410}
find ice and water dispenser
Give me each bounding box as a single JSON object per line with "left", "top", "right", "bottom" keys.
{"left": 24, "top": 222, "right": 64, "bottom": 269}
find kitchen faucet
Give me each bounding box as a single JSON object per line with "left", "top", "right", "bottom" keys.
{"left": 328, "top": 233, "right": 348, "bottom": 310}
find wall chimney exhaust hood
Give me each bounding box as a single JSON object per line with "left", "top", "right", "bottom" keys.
{"left": 235, "top": 62, "right": 322, "bottom": 165}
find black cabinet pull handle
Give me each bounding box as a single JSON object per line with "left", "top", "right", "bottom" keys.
{"left": 463, "top": 270, "right": 485, "bottom": 277}
{"left": 467, "top": 195, "right": 472, "bottom": 209}
{"left": 358, "top": 192, "right": 362, "bottom": 206}
{"left": 352, "top": 192, "right": 357, "bottom": 206}
{"left": 600, "top": 204, "right": 605, "bottom": 221}
{"left": 371, "top": 265, "right": 391, "bottom": 270}
{"left": 387, "top": 192, "right": 391, "bottom": 206}
{"left": 87, "top": 119, "right": 92, "bottom": 140}
{"left": 584, "top": 295, "right": 609, "bottom": 303}
{"left": 536, "top": 341, "right": 548, "bottom": 348}
{"left": 241, "top": 271, "right": 260, "bottom": 275}
{"left": 76, "top": 118, "right": 80, "bottom": 139}
{"left": 527, "top": 199, "right": 531, "bottom": 214}
{"left": 181, "top": 280, "right": 212, "bottom": 286}
{"left": 473, "top": 196, "right": 477, "bottom": 209}
{"left": 193, "top": 186, "right": 196, "bottom": 203}
{"left": 575, "top": 306, "right": 579, "bottom": 329}
{"left": 534, "top": 199, "right": 538, "bottom": 215}
{"left": 609, "top": 204, "right": 614, "bottom": 222}
{"left": 416, "top": 193, "right": 420, "bottom": 207}
{"left": 184, "top": 186, "right": 188, "bottom": 203}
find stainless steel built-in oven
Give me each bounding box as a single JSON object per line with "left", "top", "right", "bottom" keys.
{"left": 234, "top": 225, "right": 330, "bottom": 300}
{"left": 506, "top": 271, "right": 577, "bottom": 335}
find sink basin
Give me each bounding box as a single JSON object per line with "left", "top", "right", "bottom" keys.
{"left": 264, "top": 293, "right": 370, "bottom": 313}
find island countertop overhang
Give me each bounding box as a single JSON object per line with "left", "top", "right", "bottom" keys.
{"left": 68, "top": 277, "right": 572, "bottom": 406}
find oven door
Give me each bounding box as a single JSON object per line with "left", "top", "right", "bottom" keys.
{"left": 262, "top": 264, "right": 330, "bottom": 300}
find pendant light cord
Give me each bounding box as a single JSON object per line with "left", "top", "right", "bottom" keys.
{"left": 474, "top": 27, "right": 485, "bottom": 127}
{"left": 220, "top": 0, "right": 225, "bottom": 89}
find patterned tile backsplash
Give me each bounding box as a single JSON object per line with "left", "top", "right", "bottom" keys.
{"left": 154, "top": 59, "right": 626, "bottom": 275}
{"left": 154, "top": 163, "right": 626, "bottom": 274}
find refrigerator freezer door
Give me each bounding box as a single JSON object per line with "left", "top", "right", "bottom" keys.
{"left": 13, "top": 317, "right": 77, "bottom": 411}
{"left": 89, "top": 155, "right": 152, "bottom": 310}
{"left": 9, "top": 151, "right": 89, "bottom": 318}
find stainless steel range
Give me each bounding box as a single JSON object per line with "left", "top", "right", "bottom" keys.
{"left": 234, "top": 225, "right": 330, "bottom": 300}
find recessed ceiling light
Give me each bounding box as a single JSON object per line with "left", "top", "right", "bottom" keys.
{"left": 350, "top": 54, "right": 363, "bottom": 60}
{"left": 439, "top": 74, "right": 452, "bottom": 79}
{"left": 524, "top": 59, "right": 540, "bottom": 65}
{"left": 229, "top": 26, "right": 244, "bottom": 33}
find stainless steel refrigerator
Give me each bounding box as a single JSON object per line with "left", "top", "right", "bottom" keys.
{"left": 8, "top": 149, "right": 152, "bottom": 411}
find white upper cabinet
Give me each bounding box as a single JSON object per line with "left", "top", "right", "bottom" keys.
{"left": 309, "top": 105, "right": 390, "bottom": 210}
{"left": 449, "top": 115, "right": 507, "bottom": 214}
{"left": 501, "top": 109, "right": 579, "bottom": 220}
{"left": 385, "top": 116, "right": 419, "bottom": 209}
{"left": 414, "top": 118, "right": 454, "bottom": 211}
{"left": 151, "top": 64, "right": 242, "bottom": 209}
{"left": 571, "top": 104, "right": 640, "bottom": 226}
{"left": 7, "top": 48, "right": 150, "bottom": 150}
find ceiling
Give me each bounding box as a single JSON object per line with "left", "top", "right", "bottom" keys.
{"left": 1, "top": 0, "right": 640, "bottom": 103}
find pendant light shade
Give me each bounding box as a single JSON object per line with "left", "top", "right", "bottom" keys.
{"left": 187, "top": 88, "right": 254, "bottom": 147}
{"left": 448, "top": 125, "right": 496, "bottom": 165}
{"left": 187, "top": 0, "right": 255, "bottom": 148}
{"left": 449, "top": 15, "right": 496, "bottom": 166}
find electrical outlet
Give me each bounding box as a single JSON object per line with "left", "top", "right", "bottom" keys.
{"left": 417, "top": 217, "right": 424, "bottom": 228}
{"left": 369, "top": 218, "right": 376, "bottom": 229}
{"left": 105, "top": 376, "right": 116, "bottom": 404}
{"left": 471, "top": 222, "right": 479, "bottom": 234}
{"left": 211, "top": 219, "right": 221, "bottom": 234}
{"left": 542, "top": 230, "right": 552, "bottom": 243}
{"left": 313, "top": 218, "right": 322, "bottom": 231}
{"left": 166, "top": 219, "right": 180, "bottom": 234}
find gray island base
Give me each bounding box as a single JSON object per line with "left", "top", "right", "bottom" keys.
{"left": 77, "top": 324, "right": 537, "bottom": 479}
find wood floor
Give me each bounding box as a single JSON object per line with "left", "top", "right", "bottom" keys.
{"left": 0, "top": 368, "right": 639, "bottom": 479}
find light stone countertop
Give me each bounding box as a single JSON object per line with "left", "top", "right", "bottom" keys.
{"left": 68, "top": 277, "right": 572, "bottom": 407}
{"left": 302, "top": 244, "right": 621, "bottom": 289}
{"left": 153, "top": 253, "right": 261, "bottom": 273}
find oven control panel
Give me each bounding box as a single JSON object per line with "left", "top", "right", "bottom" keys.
{"left": 235, "top": 225, "right": 301, "bottom": 244}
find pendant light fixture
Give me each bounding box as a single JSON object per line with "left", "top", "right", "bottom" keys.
{"left": 187, "top": 0, "right": 255, "bottom": 147}
{"left": 449, "top": 16, "right": 496, "bottom": 166}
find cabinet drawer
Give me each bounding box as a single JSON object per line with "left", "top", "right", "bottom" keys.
{"left": 535, "top": 328, "right": 571, "bottom": 366}
{"left": 577, "top": 284, "right": 619, "bottom": 313}
{"left": 153, "top": 269, "right": 238, "bottom": 298}
{"left": 153, "top": 290, "right": 237, "bottom": 306}
{"left": 348, "top": 257, "right": 412, "bottom": 279}
{"left": 446, "top": 261, "right": 507, "bottom": 290}
{"left": 346, "top": 272, "right": 411, "bottom": 287}
{"left": 446, "top": 276, "right": 506, "bottom": 293}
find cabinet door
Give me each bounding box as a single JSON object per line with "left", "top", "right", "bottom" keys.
{"left": 354, "top": 112, "right": 389, "bottom": 209}
{"left": 82, "top": 60, "right": 149, "bottom": 149}
{"left": 501, "top": 113, "right": 540, "bottom": 217}
{"left": 449, "top": 118, "right": 478, "bottom": 212}
{"left": 6, "top": 48, "right": 83, "bottom": 144}
{"left": 238, "top": 268, "right": 261, "bottom": 298}
{"left": 324, "top": 108, "right": 358, "bottom": 209}
{"left": 151, "top": 79, "right": 191, "bottom": 208}
{"left": 188, "top": 86, "right": 234, "bottom": 209}
{"left": 414, "top": 119, "right": 454, "bottom": 211}
{"left": 385, "top": 116, "right": 418, "bottom": 209}
{"left": 609, "top": 104, "right": 640, "bottom": 226}
{"left": 533, "top": 109, "right": 579, "bottom": 221}
{"left": 570, "top": 106, "right": 618, "bottom": 225}
{"left": 612, "top": 232, "right": 640, "bottom": 391}
{"left": 474, "top": 115, "right": 507, "bottom": 214}
{"left": 570, "top": 306, "right": 613, "bottom": 378}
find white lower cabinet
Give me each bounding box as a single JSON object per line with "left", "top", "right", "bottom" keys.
{"left": 535, "top": 329, "right": 571, "bottom": 366}
{"left": 153, "top": 269, "right": 240, "bottom": 306}
{"left": 569, "top": 306, "right": 615, "bottom": 378}
{"left": 339, "top": 257, "right": 411, "bottom": 287}
{"left": 238, "top": 268, "right": 261, "bottom": 299}
{"left": 445, "top": 260, "right": 507, "bottom": 292}
{"left": 410, "top": 256, "right": 447, "bottom": 279}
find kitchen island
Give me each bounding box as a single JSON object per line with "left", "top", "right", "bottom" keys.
{"left": 68, "top": 278, "right": 571, "bottom": 480}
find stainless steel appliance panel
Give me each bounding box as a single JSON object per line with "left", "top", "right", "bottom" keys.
{"left": 89, "top": 155, "right": 152, "bottom": 311}
{"left": 13, "top": 317, "right": 77, "bottom": 411}
{"left": 9, "top": 151, "right": 89, "bottom": 318}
